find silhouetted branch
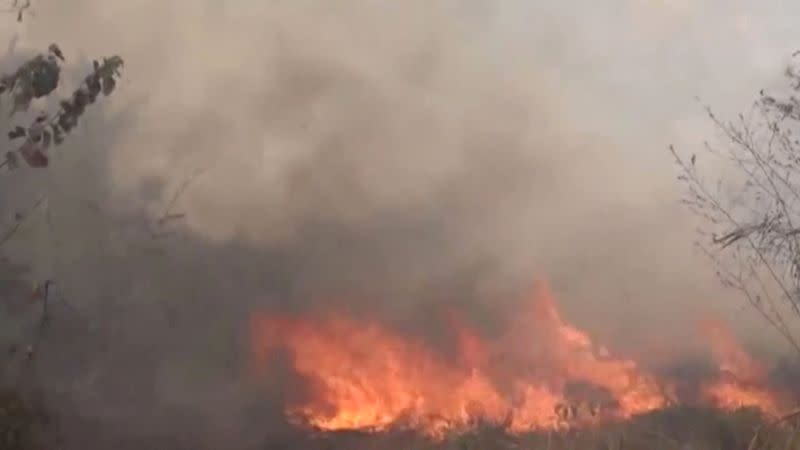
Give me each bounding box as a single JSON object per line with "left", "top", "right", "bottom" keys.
{"left": 0, "top": 43, "right": 124, "bottom": 169}
{"left": 672, "top": 52, "right": 800, "bottom": 355}
{"left": 149, "top": 167, "right": 209, "bottom": 239}
{"left": 0, "top": 194, "right": 46, "bottom": 248}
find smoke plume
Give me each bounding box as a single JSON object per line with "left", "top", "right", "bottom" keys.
{"left": 0, "top": 1, "right": 798, "bottom": 448}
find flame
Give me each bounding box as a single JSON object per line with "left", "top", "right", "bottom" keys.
{"left": 249, "top": 282, "right": 789, "bottom": 437}
{"left": 700, "top": 319, "right": 784, "bottom": 417}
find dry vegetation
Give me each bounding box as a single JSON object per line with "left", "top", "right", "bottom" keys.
{"left": 672, "top": 53, "right": 800, "bottom": 356}
{"left": 0, "top": 31, "right": 123, "bottom": 450}
{"left": 0, "top": 5, "right": 798, "bottom": 450}
{"left": 283, "top": 407, "right": 799, "bottom": 450}
{"left": 0, "top": 398, "right": 797, "bottom": 449}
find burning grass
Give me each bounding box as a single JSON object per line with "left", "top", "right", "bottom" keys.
{"left": 271, "top": 406, "right": 800, "bottom": 450}
{"left": 250, "top": 281, "right": 796, "bottom": 440}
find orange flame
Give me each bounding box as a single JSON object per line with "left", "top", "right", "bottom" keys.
{"left": 249, "top": 283, "right": 788, "bottom": 437}
{"left": 699, "top": 319, "right": 784, "bottom": 417}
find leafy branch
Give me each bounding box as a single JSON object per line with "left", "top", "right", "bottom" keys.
{"left": 0, "top": 43, "right": 63, "bottom": 114}
{"left": 0, "top": 43, "right": 124, "bottom": 169}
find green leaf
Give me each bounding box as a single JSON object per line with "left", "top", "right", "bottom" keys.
{"left": 30, "top": 59, "right": 60, "bottom": 98}
{"left": 48, "top": 43, "right": 65, "bottom": 61}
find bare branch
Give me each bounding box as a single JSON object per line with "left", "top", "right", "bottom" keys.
{"left": 0, "top": 194, "right": 46, "bottom": 248}
{"left": 672, "top": 54, "right": 800, "bottom": 354}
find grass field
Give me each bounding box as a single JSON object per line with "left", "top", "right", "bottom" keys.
{"left": 277, "top": 407, "right": 800, "bottom": 450}
{"left": 2, "top": 387, "right": 798, "bottom": 449}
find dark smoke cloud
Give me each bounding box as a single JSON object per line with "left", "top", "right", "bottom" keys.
{"left": 0, "top": 1, "right": 799, "bottom": 448}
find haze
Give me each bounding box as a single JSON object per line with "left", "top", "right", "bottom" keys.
{"left": 1, "top": 0, "right": 799, "bottom": 448}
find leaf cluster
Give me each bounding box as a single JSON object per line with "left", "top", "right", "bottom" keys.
{"left": 0, "top": 44, "right": 63, "bottom": 115}
{"left": 0, "top": 44, "right": 124, "bottom": 169}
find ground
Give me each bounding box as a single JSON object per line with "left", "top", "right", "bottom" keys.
{"left": 0, "top": 393, "right": 797, "bottom": 449}
{"left": 268, "top": 407, "right": 797, "bottom": 450}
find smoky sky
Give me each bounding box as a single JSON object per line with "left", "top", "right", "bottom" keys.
{"left": 2, "top": 0, "right": 800, "bottom": 448}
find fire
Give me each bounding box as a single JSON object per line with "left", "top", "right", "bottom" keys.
{"left": 700, "top": 319, "right": 784, "bottom": 417}
{"left": 249, "top": 282, "right": 789, "bottom": 437}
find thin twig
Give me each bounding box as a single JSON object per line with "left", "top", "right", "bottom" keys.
{"left": 0, "top": 194, "right": 46, "bottom": 248}
{"left": 748, "top": 408, "right": 800, "bottom": 450}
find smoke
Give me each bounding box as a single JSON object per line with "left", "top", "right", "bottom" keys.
{"left": 0, "top": 0, "right": 798, "bottom": 448}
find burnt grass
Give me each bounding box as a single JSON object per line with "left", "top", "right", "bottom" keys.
{"left": 269, "top": 407, "right": 800, "bottom": 450}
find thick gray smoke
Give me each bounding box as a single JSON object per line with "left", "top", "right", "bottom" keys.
{"left": 0, "top": 1, "right": 799, "bottom": 448}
